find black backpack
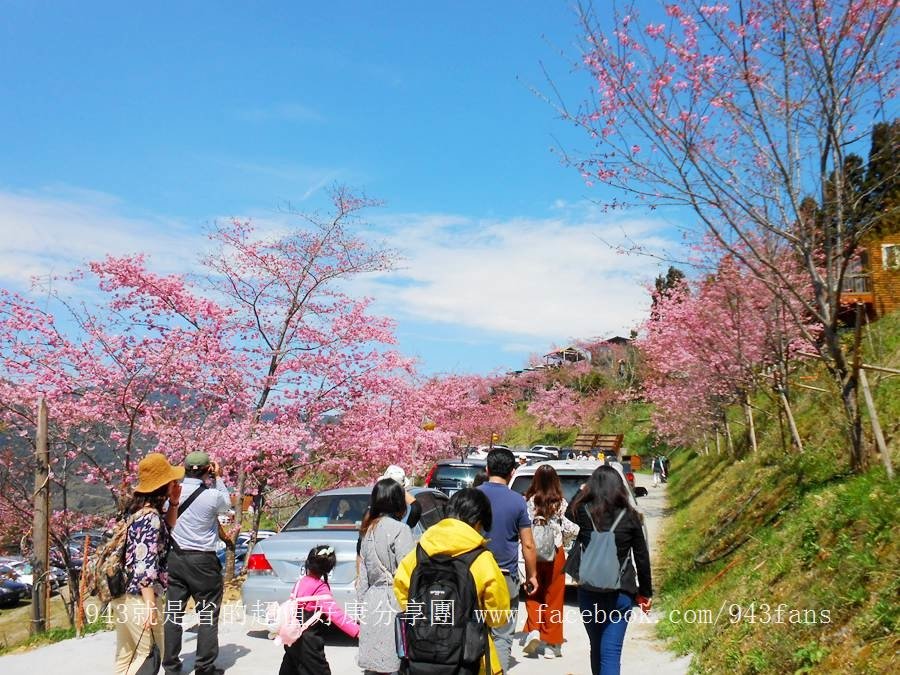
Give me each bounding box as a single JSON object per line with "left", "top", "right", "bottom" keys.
{"left": 400, "top": 544, "right": 489, "bottom": 675}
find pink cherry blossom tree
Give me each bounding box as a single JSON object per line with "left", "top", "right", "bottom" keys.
{"left": 637, "top": 250, "right": 816, "bottom": 448}
{"left": 198, "top": 188, "right": 404, "bottom": 576}
{"left": 0, "top": 264, "right": 241, "bottom": 617}
{"left": 527, "top": 383, "right": 583, "bottom": 429}
{"left": 561, "top": 0, "right": 897, "bottom": 470}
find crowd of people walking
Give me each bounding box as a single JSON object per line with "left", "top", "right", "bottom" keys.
{"left": 113, "top": 446, "right": 653, "bottom": 675}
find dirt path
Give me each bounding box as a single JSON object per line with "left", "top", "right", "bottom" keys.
{"left": 0, "top": 474, "right": 690, "bottom": 674}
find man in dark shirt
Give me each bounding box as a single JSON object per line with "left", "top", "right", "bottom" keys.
{"left": 478, "top": 448, "right": 538, "bottom": 672}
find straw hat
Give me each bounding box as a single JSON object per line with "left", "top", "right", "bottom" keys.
{"left": 135, "top": 453, "right": 185, "bottom": 493}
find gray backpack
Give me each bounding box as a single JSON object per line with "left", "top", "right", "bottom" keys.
{"left": 579, "top": 507, "right": 629, "bottom": 590}
{"left": 531, "top": 515, "right": 558, "bottom": 562}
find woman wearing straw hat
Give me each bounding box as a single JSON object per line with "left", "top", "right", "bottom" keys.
{"left": 113, "top": 452, "right": 183, "bottom": 675}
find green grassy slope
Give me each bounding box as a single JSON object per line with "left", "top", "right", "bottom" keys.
{"left": 655, "top": 313, "right": 899, "bottom": 674}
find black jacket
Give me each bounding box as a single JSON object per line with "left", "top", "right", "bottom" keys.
{"left": 565, "top": 500, "right": 652, "bottom": 598}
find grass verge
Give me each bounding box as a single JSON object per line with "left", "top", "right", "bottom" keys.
{"left": 654, "top": 313, "right": 899, "bottom": 674}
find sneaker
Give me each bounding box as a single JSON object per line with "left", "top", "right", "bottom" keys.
{"left": 522, "top": 630, "right": 541, "bottom": 656}
{"left": 543, "top": 643, "right": 562, "bottom": 659}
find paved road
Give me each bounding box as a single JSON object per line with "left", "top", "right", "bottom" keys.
{"left": 0, "top": 475, "right": 691, "bottom": 674}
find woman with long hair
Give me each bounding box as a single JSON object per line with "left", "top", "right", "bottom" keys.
{"left": 566, "top": 465, "right": 652, "bottom": 675}
{"left": 521, "top": 464, "right": 579, "bottom": 658}
{"left": 356, "top": 478, "right": 415, "bottom": 674}
{"left": 114, "top": 453, "right": 183, "bottom": 675}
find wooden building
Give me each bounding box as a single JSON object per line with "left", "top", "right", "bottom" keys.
{"left": 840, "top": 232, "right": 900, "bottom": 319}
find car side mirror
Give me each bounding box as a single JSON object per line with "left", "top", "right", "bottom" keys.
{"left": 634, "top": 487, "right": 648, "bottom": 498}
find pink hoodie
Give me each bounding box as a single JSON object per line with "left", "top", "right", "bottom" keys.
{"left": 291, "top": 575, "right": 360, "bottom": 638}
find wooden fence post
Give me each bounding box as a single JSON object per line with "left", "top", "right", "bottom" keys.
{"left": 779, "top": 388, "right": 804, "bottom": 453}
{"left": 724, "top": 418, "right": 735, "bottom": 455}
{"left": 859, "top": 369, "right": 894, "bottom": 480}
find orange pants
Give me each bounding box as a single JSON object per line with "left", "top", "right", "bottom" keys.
{"left": 523, "top": 546, "right": 566, "bottom": 645}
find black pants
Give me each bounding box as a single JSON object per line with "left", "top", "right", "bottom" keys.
{"left": 279, "top": 620, "right": 330, "bottom": 675}
{"left": 163, "top": 548, "right": 223, "bottom": 675}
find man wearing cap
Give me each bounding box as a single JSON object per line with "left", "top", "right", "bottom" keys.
{"left": 163, "top": 452, "right": 231, "bottom": 675}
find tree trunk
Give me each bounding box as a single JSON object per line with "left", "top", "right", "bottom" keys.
{"left": 224, "top": 467, "right": 245, "bottom": 582}
{"left": 822, "top": 319, "right": 865, "bottom": 472}
{"left": 744, "top": 394, "right": 758, "bottom": 454}
{"left": 248, "top": 484, "right": 266, "bottom": 559}
{"left": 840, "top": 382, "right": 865, "bottom": 472}
{"left": 776, "top": 399, "right": 788, "bottom": 454}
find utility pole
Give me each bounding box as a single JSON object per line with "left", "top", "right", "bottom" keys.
{"left": 31, "top": 397, "right": 50, "bottom": 634}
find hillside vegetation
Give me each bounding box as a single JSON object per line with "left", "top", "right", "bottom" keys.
{"left": 654, "top": 313, "right": 899, "bottom": 674}
{"left": 501, "top": 314, "right": 898, "bottom": 673}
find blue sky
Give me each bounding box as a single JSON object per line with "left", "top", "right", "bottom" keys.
{"left": 0, "top": 1, "right": 680, "bottom": 374}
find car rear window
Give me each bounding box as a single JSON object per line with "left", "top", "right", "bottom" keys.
{"left": 433, "top": 465, "right": 481, "bottom": 482}
{"left": 283, "top": 494, "right": 371, "bottom": 530}
{"left": 510, "top": 473, "right": 589, "bottom": 503}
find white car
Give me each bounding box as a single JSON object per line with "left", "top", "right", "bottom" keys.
{"left": 509, "top": 459, "right": 647, "bottom": 584}
{"left": 529, "top": 445, "right": 561, "bottom": 459}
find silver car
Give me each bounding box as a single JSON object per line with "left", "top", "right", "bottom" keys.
{"left": 241, "top": 486, "right": 446, "bottom": 616}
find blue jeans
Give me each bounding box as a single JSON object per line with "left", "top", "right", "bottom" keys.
{"left": 578, "top": 590, "right": 634, "bottom": 675}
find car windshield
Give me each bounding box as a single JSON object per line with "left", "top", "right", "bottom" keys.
{"left": 283, "top": 494, "right": 370, "bottom": 531}
{"left": 510, "top": 473, "right": 590, "bottom": 503}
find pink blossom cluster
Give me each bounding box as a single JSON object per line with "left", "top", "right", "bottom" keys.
{"left": 637, "top": 250, "right": 817, "bottom": 447}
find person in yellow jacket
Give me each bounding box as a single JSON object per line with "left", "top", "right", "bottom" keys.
{"left": 394, "top": 488, "right": 510, "bottom": 675}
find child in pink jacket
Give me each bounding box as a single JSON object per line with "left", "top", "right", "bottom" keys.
{"left": 279, "top": 545, "right": 359, "bottom": 675}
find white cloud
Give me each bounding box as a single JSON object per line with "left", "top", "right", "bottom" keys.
{"left": 0, "top": 186, "right": 679, "bottom": 353}
{"left": 0, "top": 186, "right": 205, "bottom": 289}
{"left": 360, "top": 209, "right": 678, "bottom": 344}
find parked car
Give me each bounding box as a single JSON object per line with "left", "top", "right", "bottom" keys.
{"left": 0, "top": 576, "right": 28, "bottom": 607}
{"left": 5, "top": 560, "right": 60, "bottom": 594}
{"left": 241, "top": 486, "right": 448, "bottom": 614}
{"left": 514, "top": 451, "right": 552, "bottom": 465}
{"left": 509, "top": 459, "right": 648, "bottom": 585}
{"left": 510, "top": 459, "right": 612, "bottom": 505}
{"left": 529, "top": 445, "right": 561, "bottom": 459}
{"left": 425, "top": 458, "right": 487, "bottom": 496}
{"left": 467, "top": 444, "right": 510, "bottom": 459}
{"left": 214, "top": 527, "right": 277, "bottom": 574}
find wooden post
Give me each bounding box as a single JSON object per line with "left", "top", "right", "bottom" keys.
{"left": 852, "top": 303, "right": 867, "bottom": 471}
{"left": 779, "top": 388, "right": 804, "bottom": 453}
{"left": 744, "top": 395, "right": 758, "bottom": 454}
{"left": 75, "top": 535, "right": 90, "bottom": 636}
{"left": 859, "top": 369, "right": 894, "bottom": 480}
{"left": 31, "top": 397, "right": 50, "bottom": 634}
{"left": 724, "top": 418, "right": 735, "bottom": 455}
